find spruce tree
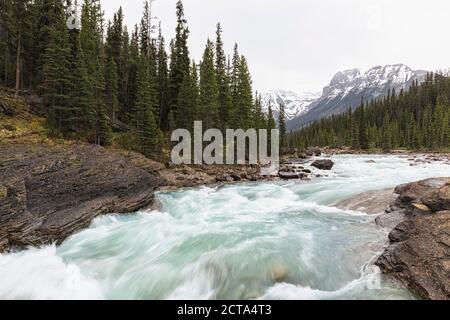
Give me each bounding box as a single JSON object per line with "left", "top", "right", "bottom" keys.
{"left": 80, "top": 0, "right": 111, "bottom": 145}
{"left": 230, "top": 43, "right": 240, "bottom": 127}
{"left": 0, "top": 0, "right": 14, "bottom": 87}
{"left": 40, "top": 0, "right": 72, "bottom": 135}
{"left": 381, "top": 114, "right": 392, "bottom": 152}
{"left": 215, "top": 23, "right": 232, "bottom": 131}
{"left": 156, "top": 23, "right": 168, "bottom": 129}
{"left": 252, "top": 93, "right": 264, "bottom": 130}
{"left": 236, "top": 55, "right": 253, "bottom": 129}
{"left": 105, "top": 57, "right": 119, "bottom": 123}
{"left": 167, "top": 0, "right": 190, "bottom": 131}
{"left": 359, "top": 104, "right": 369, "bottom": 150}
{"left": 351, "top": 110, "right": 360, "bottom": 149}
{"left": 199, "top": 39, "right": 219, "bottom": 129}
{"left": 267, "top": 103, "right": 276, "bottom": 153}
{"left": 134, "top": 55, "right": 159, "bottom": 156}
{"left": 279, "top": 102, "right": 286, "bottom": 150}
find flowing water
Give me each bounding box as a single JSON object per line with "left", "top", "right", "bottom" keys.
{"left": 0, "top": 155, "right": 449, "bottom": 300}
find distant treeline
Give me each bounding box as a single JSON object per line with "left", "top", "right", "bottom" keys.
{"left": 289, "top": 73, "right": 450, "bottom": 151}
{"left": 0, "top": 0, "right": 276, "bottom": 157}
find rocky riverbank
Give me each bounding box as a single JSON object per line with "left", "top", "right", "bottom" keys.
{"left": 0, "top": 141, "right": 334, "bottom": 253}
{"left": 337, "top": 177, "right": 450, "bottom": 300}
{"left": 375, "top": 178, "right": 450, "bottom": 300}
{"left": 0, "top": 143, "right": 161, "bottom": 253}
{"left": 1, "top": 140, "right": 449, "bottom": 300}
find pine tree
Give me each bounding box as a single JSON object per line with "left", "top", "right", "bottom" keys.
{"left": 267, "top": 103, "right": 276, "bottom": 131}
{"left": 359, "top": 104, "right": 369, "bottom": 150}
{"left": 279, "top": 102, "right": 286, "bottom": 150}
{"left": 215, "top": 23, "right": 232, "bottom": 132}
{"left": 350, "top": 110, "right": 360, "bottom": 150}
{"left": 177, "top": 61, "right": 197, "bottom": 131}
{"left": 126, "top": 25, "right": 140, "bottom": 125}
{"left": 70, "top": 32, "right": 91, "bottom": 135}
{"left": 166, "top": 0, "right": 190, "bottom": 131}
{"left": 134, "top": 55, "right": 159, "bottom": 156}
{"left": 0, "top": 0, "right": 14, "bottom": 87}
{"left": 105, "top": 57, "right": 119, "bottom": 123}
{"left": 252, "top": 93, "right": 264, "bottom": 130}
{"left": 10, "top": 0, "right": 33, "bottom": 98}
{"left": 156, "top": 23, "right": 168, "bottom": 129}
{"left": 118, "top": 25, "right": 130, "bottom": 120}
{"left": 267, "top": 103, "right": 276, "bottom": 153}
{"left": 236, "top": 55, "right": 253, "bottom": 129}
{"left": 230, "top": 43, "right": 240, "bottom": 127}
{"left": 381, "top": 114, "right": 392, "bottom": 152}
{"left": 199, "top": 39, "right": 219, "bottom": 129}
{"left": 80, "top": 0, "right": 111, "bottom": 145}
{"left": 0, "top": 0, "right": 267, "bottom": 157}
{"left": 40, "top": 0, "right": 72, "bottom": 135}
{"left": 105, "top": 6, "right": 124, "bottom": 124}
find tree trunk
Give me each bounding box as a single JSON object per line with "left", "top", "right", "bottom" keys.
{"left": 14, "top": 26, "right": 21, "bottom": 100}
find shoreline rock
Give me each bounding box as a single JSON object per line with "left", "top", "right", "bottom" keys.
{"left": 375, "top": 178, "right": 450, "bottom": 300}
{"left": 336, "top": 179, "right": 450, "bottom": 300}
{"left": 1, "top": 141, "right": 449, "bottom": 300}
{"left": 335, "top": 189, "right": 397, "bottom": 215}
{"left": 0, "top": 143, "right": 160, "bottom": 253}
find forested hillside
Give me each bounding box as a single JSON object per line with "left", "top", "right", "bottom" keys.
{"left": 289, "top": 73, "right": 450, "bottom": 152}
{"left": 0, "top": 0, "right": 274, "bottom": 157}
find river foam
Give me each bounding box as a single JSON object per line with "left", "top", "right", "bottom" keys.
{"left": 0, "top": 154, "right": 448, "bottom": 300}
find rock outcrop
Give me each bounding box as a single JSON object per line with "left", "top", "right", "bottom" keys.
{"left": 335, "top": 189, "right": 397, "bottom": 215}
{"left": 311, "top": 159, "right": 334, "bottom": 170}
{"left": 0, "top": 143, "right": 160, "bottom": 252}
{"left": 158, "top": 165, "right": 262, "bottom": 189}
{"left": 376, "top": 178, "right": 450, "bottom": 300}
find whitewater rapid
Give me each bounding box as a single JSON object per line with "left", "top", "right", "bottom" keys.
{"left": 0, "top": 154, "right": 449, "bottom": 300}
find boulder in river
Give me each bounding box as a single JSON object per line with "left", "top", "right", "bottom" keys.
{"left": 311, "top": 159, "right": 334, "bottom": 170}
{"left": 279, "top": 172, "right": 301, "bottom": 180}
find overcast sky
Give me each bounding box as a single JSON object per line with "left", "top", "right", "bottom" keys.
{"left": 102, "top": 0, "right": 450, "bottom": 93}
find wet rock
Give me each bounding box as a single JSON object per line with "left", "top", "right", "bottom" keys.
{"left": 335, "top": 189, "right": 397, "bottom": 215}
{"left": 311, "top": 159, "right": 334, "bottom": 170}
{"left": 279, "top": 172, "right": 300, "bottom": 180}
{"left": 376, "top": 178, "right": 450, "bottom": 300}
{"left": 0, "top": 143, "right": 160, "bottom": 253}
{"left": 375, "top": 210, "right": 407, "bottom": 229}
{"left": 306, "top": 147, "right": 322, "bottom": 157}
{"left": 394, "top": 178, "right": 449, "bottom": 204}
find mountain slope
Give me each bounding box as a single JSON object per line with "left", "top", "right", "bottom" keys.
{"left": 262, "top": 90, "right": 320, "bottom": 122}
{"left": 287, "top": 64, "right": 427, "bottom": 130}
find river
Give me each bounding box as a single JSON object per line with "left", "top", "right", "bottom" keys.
{"left": 0, "top": 154, "right": 449, "bottom": 300}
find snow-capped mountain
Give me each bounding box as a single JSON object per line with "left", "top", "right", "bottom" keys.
{"left": 287, "top": 64, "right": 427, "bottom": 130}
{"left": 262, "top": 90, "right": 320, "bottom": 121}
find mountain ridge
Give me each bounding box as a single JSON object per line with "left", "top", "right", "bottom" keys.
{"left": 262, "top": 90, "right": 320, "bottom": 122}
{"left": 277, "top": 64, "right": 428, "bottom": 131}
